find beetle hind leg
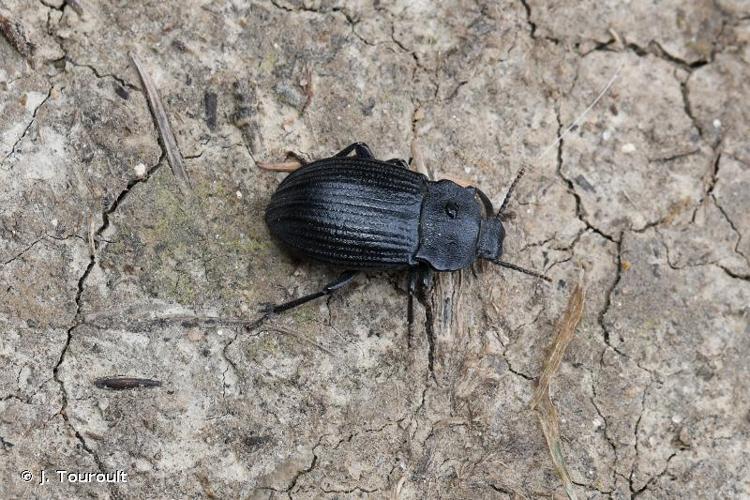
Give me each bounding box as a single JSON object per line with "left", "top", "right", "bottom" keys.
{"left": 261, "top": 270, "right": 358, "bottom": 315}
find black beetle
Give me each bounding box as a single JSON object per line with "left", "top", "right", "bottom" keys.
{"left": 262, "top": 142, "right": 548, "bottom": 317}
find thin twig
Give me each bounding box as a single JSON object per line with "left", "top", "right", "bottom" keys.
{"left": 81, "top": 312, "right": 333, "bottom": 355}
{"left": 83, "top": 312, "right": 265, "bottom": 329}
{"left": 264, "top": 326, "right": 334, "bottom": 356}
{"left": 130, "top": 53, "right": 192, "bottom": 194}
{"left": 257, "top": 160, "right": 304, "bottom": 172}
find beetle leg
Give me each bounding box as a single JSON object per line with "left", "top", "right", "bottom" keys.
{"left": 407, "top": 265, "right": 433, "bottom": 346}
{"left": 335, "top": 142, "right": 374, "bottom": 159}
{"left": 416, "top": 266, "right": 434, "bottom": 299}
{"left": 261, "top": 270, "right": 358, "bottom": 314}
{"left": 386, "top": 158, "right": 410, "bottom": 169}
{"left": 407, "top": 269, "right": 417, "bottom": 346}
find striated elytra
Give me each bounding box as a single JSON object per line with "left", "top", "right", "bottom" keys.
{"left": 263, "top": 142, "right": 548, "bottom": 316}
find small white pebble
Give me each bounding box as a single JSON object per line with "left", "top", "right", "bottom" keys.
{"left": 217, "top": 329, "right": 224, "bottom": 336}
{"left": 593, "top": 418, "right": 604, "bottom": 429}
{"left": 464, "top": 166, "right": 472, "bottom": 173}
{"left": 134, "top": 163, "right": 147, "bottom": 177}
{"left": 51, "top": 218, "right": 58, "bottom": 227}
{"left": 236, "top": 190, "right": 243, "bottom": 199}
{"left": 671, "top": 414, "right": 683, "bottom": 424}
{"left": 602, "top": 130, "right": 611, "bottom": 141}
{"left": 621, "top": 143, "right": 636, "bottom": 153}
{"left": 713, "top": 119, "right": 721, "bottom": 129}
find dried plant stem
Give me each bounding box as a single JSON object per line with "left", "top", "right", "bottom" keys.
{"left": 532, "top": 278, "right": 586, "bottom": 500}
{"left": 130, "top": 53, "right": 192, "bottom": 194}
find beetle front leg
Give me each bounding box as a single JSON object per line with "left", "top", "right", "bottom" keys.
{"left": 335, "top": 142, "right": 374, "bottom": 159}
{"left": 261, "top": 270, "right": 359, "bottom": 315}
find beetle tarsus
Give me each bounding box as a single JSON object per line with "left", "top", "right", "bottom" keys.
{"left": 494, "top": 259, "right": 551, "bottom": 282}
{"left": 335, "top": 142, "right": 374, "bottom": 159}
{"left": 262, "top": 270, "right": 358, "bottom": 314}
{"left": 258, "top": 302, "right": 277, "bottom": 315}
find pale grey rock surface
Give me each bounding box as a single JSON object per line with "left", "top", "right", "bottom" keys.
{"left": 1, "top": 1, "right": 748, "bottom": 498}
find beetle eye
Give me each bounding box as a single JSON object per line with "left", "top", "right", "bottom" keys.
{"left": 445, "top": 202, "right": 458, "bottom": 218}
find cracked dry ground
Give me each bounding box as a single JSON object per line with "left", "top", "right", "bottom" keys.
{"left": 1, "top": 0, "right": 749, "bottom": 499}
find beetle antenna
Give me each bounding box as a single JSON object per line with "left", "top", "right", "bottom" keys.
{"left": 493, "top": 259, "right": 551, "bottom": 282}
{"left": 496, "top": 61, "right": 625, "bottom": 217}
{"left": 497, "top": 163, "right": 527, "bottom": 215}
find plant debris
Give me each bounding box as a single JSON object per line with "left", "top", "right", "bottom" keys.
{"left": 0, "top": 11, "right": 34, "bottom": 59}
{"left": 532, "top": 277, "right": 586, "bottom": 500}
{"left": 130, "top": 53, "right": 192, "bottom": 194}
{"left": 94, "top": 377, "right": 162, "bottom": 390}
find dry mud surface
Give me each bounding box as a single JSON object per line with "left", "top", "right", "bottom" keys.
{"left": 1, "top": 1, "right": 749, "bottom": 498}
